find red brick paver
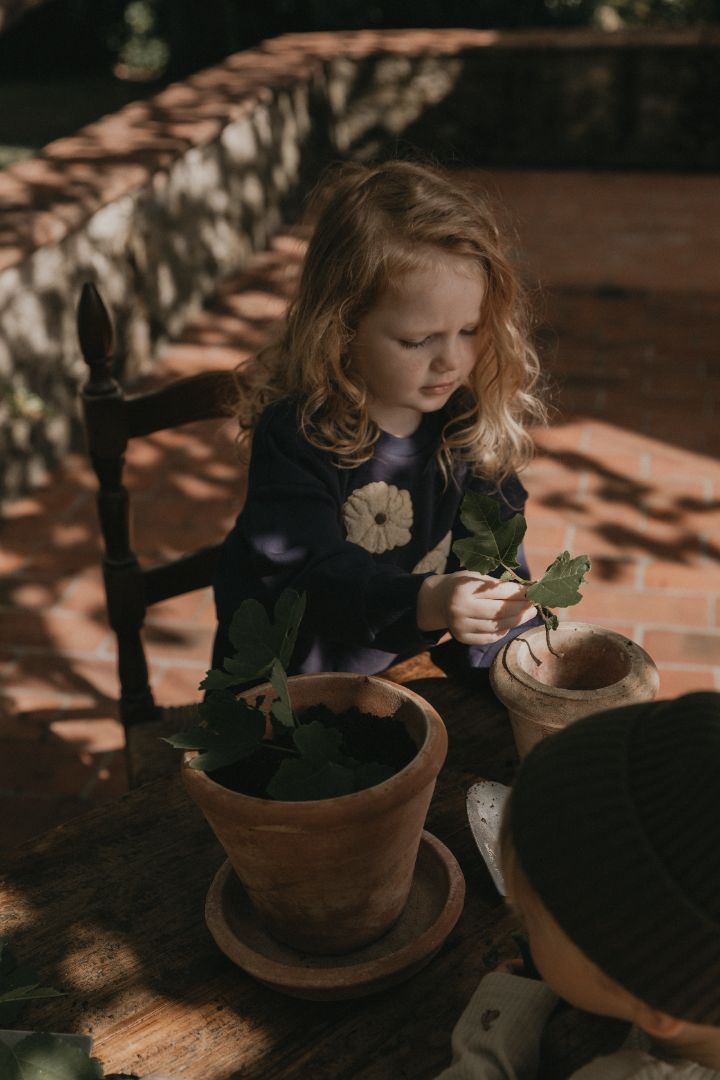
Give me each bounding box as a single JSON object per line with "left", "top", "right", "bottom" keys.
{"left": 1, "top": 173, "right": 719, "bottom": 850}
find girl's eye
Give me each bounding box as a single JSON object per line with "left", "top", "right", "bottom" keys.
{"left": 399, "top": 327, "right": 478, "bottom": 348}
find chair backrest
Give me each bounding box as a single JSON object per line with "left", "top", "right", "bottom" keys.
{"left": 77, "top": 282, "right": 238, "bottom": 731}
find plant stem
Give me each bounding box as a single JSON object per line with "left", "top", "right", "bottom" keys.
{"left": 499, "top": 564, "right": 532, "bottom": 585}
{"left": 497, "top": 564, "right": 564, "bottom": 658}
{"left": 498, "top": 565, "right": 562, "bottom": 657}
{"left": 516, "top": 635, "right": 542, "bottom": 666}
{"left": 262, "top": 742, "right": 298, "bottom": 757}
{"left": 539, "top": 607, "right": 563, "bottom": 658}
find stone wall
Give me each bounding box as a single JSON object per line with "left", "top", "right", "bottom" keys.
{"left": 1, "top": 28, "right": 719, "bottom": 498}
{"left": 283, "top": 29, "right": 720, "bottom": 170}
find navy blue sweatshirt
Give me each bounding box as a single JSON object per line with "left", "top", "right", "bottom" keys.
{"left": 213, "top": 398, "right": 535, "bottom": 675}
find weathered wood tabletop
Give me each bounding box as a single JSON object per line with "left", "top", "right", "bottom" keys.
{"left": 0, "top": 656, "right": 523, "bottom": 1079}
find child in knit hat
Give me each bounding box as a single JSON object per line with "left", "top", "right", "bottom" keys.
{"left": 436, "top": 691, "right": 720, "bottom": 1079}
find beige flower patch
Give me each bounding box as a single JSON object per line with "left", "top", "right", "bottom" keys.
{"left": 342, "top": 481, "right": 413, "bottom": 554}
{"left": 413, "top": 530, "right": 452, "bottom": 575}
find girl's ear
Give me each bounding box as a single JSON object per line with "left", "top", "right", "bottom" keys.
{"left": 633, "top": 1002, "right": 686, "bottom": 1040}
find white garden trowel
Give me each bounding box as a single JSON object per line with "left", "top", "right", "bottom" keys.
{"left": 466, "top": 779, "right": 511, "bottom": 896}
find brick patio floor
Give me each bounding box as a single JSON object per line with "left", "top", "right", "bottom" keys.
{"left": 2, "top": 168, "right": 719, "bottom": 850}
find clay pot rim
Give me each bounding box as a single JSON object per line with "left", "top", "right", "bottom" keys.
{"left": 499, "top": 621, "right": 656, "bottom": 703}
{"left": 182, "top": 672, "right": 447, "bottom": 823}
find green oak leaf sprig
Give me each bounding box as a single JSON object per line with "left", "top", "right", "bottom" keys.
{"left": 453, "top": 492, "right": 591, "bottom": 657}
{"left": 0, "top": 1033, "right": 104, "bottom": 1080}
{"left": 0, "top": 937, "right": 104, "bottom": 1079}
{"left": 164, "top": 589, "right": 395, "bottom": 801}
{"left": 0, "top": 938, "right": 64, "bottom": 1026}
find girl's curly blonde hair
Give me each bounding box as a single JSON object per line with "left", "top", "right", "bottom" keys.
{"left": 233, "top": 159, "right": 546, "bottom": 482}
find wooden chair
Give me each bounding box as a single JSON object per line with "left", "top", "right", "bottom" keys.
{"left": 77, "top": 282, "right": 239, "bottom": 787}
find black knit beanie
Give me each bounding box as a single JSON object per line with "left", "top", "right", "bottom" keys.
{"left": 510, "top": 691, "right": 720, "bottom": 1025}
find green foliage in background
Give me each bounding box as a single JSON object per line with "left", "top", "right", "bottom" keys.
{"left": 1, "top": 0, "right": 719, "bottom": 84}
{"left": 599, "top": 0, "right": 720, "bottom": 24}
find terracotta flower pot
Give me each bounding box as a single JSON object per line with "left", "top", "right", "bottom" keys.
{"left": 182, "top": 673, "right": 447, "bottom": 956}
{"left": 490, "top": 622, "right": 660, "bottom": 759}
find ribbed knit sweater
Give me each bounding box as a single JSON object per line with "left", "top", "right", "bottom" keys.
{"left": 435, "top": 974, "right": 720, "bottom": 1080}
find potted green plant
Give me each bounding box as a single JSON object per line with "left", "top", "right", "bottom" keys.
{"left": 453, "top": 492, "right": 659, "bottom": 757}
{"left": 165, "top": 591, "right": 450, "bottom": 957}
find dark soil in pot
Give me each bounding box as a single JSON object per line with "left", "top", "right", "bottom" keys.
{"left": 208, "top": 704, "right": 417, "bottom": 799}
{"left": 490, "top": 622, "right": 660, "bottom": 759}
{"left": 514, "top": 632, "right": 636, "bottom": 691}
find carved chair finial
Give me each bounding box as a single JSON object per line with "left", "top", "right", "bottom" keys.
{"left": 78, "top": 282, "right": 117, "bottom": 397}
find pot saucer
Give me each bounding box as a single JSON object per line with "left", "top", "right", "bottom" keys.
{"left": 205, "top": 829, "right": 465, "bottom": 1000}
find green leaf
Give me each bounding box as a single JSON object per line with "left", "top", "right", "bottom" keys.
{"left": 198, "top": 668, "right": 241, "bottom": 692}
{"left": 166, "top": 691, "right": 266, "bottom": 755}
{"left": 291, "top": 721, "right": 344, "bottom": 764}
{"left": 0, "top": 941, "right": 61, "bottom": 1026}
{"left": 267, "top": 716, "right": 397, "bottom": 800}
{"left": 221, "top": 654, "right": 262, "bottom": 678}
{"left": 199, "top": 690, "right": 244, "bottom": 726}
{"left": 451, "top": 537, "right": 501, "bottom": 576}
{"left": 210, "top": 589, "right": 307, "bottom": 689}
{"left": 187, "top": 737, "right": 260, "bottom": 773}
{"left": 0, "top": 1033, "right": 104, "bottom": 1079}
{"left": 353, "top": 761, "right": 396, "bottom": 791}
{"left": 186, "top": 697, "right": 266, "bottom": 772}
{"left": 526, "top": 552, "right": 591, "bottom": 609}
{"left": 0, "top": 985, "right": 63, "bottom": 1006}
{"left": 226, "top": 598, "right": 277, "bottom": 681}
{"left": 0, "top": 1000, "right": 23, "bottom": 1024}
{"left": 0, "top": 938, "right": 12, "bottom": 967}
{"left": 267, "top": 757, "right": 355, "bottom": 801}
{"left": 453, "top": 492, "right": 527, "bottom": 574}
{"left": 161, "top": 726, "right": 210, "bottom": 750}
{"left": 269, "top": 715, "right": 293, "bottom": 746}
{"left": 225, "top": 591, "right": 304, "bottom": 682}
{"left": 269, "top": 660, "right": 295, "bottom": 729}
{"left": 273, "top": 589, "right": 306, "bottom": 670}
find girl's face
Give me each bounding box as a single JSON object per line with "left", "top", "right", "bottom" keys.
{"left": 347, "top": 254, "right": 484, "bottom": 437}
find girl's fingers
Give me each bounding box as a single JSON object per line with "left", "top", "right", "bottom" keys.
{"left": 461, "top": 631, "right": 516, "bottom": 645}
{"left": 452, "top": 607, "right": 537, "bottom": 642}
{"left": 446, "top": 575, "right": 537, "bottom": 640}
{"left": 469, "top": 577, "right": 528, "bottom": 600}
{"left": 462, "top": 601, "right": 537, "bottom": 625}
{"left": 455, "top": 572, "right": 527, "bottom": 599}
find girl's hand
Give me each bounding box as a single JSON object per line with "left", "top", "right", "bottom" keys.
{"left": 417, "top": 572, "right": 536, "bottom": 645}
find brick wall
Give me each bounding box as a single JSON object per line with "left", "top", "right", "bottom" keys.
{"left": 1, "top": 27, "right": 719, "bottom": 498}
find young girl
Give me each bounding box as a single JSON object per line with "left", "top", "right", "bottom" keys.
{"left": 212, "top": 160, "right": 545, "bottom": 676}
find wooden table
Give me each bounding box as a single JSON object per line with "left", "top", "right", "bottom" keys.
{"left": 0, "top": 656, "right": 523, "bottom": 1079}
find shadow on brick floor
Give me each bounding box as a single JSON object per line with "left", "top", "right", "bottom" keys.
{"left": 2, "top": 184, "right": 720, "bottom": 851}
